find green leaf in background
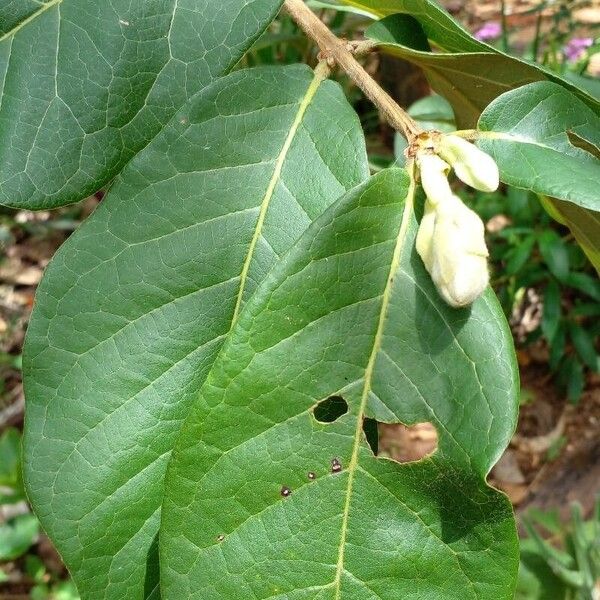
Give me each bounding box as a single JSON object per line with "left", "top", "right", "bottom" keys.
{"left": 0, "top": 513, "right": 39, "bottom": 561}
{"left": 549, "top": 199, "right": 600, "bottom": 274}
{"left": 505, "top": 235, "right": 536, "bottom": 277}
{"left": 516, "top": 539, "right": 567, "bottom": 600}
{"left": 366, "top": 14, "right": 546, "bottom": 129}
{"left": 541, "top": 280, "right": 561, "bottom": 342}
{"left": 569, "top": 324, "right": 600, "bottom": 372}
{"left": 0, "top": 0, "right": 284, "bottom": 209}
{"left": 161, "top": 169, "right": 520, "bottom": 599}
{"left": 478, "top": 82, "right": 600, "bottom": 272}
{"left": 565, "top": 272, "right": 600, "bottom": 303}
{"left": 560, "top": 356, "right": 585, "bottom": 403}
{"left": 405, "top": 94, "right": 456, "bottom": 132}
{"left": 23, "top": 65, "right": 369, "bottom": 600}
{"left": 395, "top": 94, "right": 456, "bottom": 164}
{"left": 538, "top": 231, "right": 570, "bottom": 282}
{"left": 0, "top": 427, "right": 25, "bottom": 503}
{"left": 352, "top": 0, "right": 599, "bottom": 127}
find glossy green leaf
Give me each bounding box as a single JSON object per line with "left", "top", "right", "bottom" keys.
{"left": 478, "top": 82, "right": 600, "bottom": 272}
{"left": 0, "top": 0, "right": 284, "bottom": 209}
{"left": 23, "top": 65, "right": 369, "bottom": 600}
{"left": 353, "top": 0, "right": 599, "bottom": 127}
{"left": 161, "top": 168, "right": 519, "bottom": 599}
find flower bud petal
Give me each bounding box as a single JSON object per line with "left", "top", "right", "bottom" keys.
{"left": 417, "top": 153, "right": 452, "bottom": 206}
{"left": 438, "top": 135, "right": 500, "bottom": 193}
{"left": 416, "top": 199, "right": 436, "bottom": 271}
{"left": 417, "top": 194, "right": 489, "bottom": 308}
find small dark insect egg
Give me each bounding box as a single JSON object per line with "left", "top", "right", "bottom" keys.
{"left": 331, "top": 458, "right": 342, "bottom": 473}
{"left": 281, "top": 486, "right": 292, "bottom": 497}
{"left": 307, "top": 471, "right": 316, "bottom": 480}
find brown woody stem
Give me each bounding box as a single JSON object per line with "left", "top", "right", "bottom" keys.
{"left": 284, "top": 0, "right": 421, "bottom": 140}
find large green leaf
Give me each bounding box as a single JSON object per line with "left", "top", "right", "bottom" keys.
{"left": 350, "top": 0, "right": 599, "bottom": 127}
{"left": 477, "top": 82, "right": 600, "bottom": 271}
{"left": 0, "top": 0, "right": 283, "bottom": 209}
{"left": 160, "top": 168, "right": 520, "bottom": 599}
{"left": 23, "top": 64, "right": 369, "bottom": 600}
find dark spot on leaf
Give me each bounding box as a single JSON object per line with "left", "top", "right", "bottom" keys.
{"left": 331, "top": 458, "right": 342, "bottom": 473}
{"left": 217, "top": 534, "right": 225, "bottom": 542}
{"left": 280, "top": 486, "right": 291, "bottom": 497}
{"left": 307, "top": 471, "right": 316, "bottom": 480}
{"left": 314, "top": 396, "right": 348, "bottom": 423}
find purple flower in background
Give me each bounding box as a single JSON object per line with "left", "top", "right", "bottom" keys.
{"left": 474, "top": 22, "right": 502, "bottom": 41}
{"left": 564, "top": 37, "right": 593, "bottom": 62}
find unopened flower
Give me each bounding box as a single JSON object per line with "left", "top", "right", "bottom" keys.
{"left": 438, "top": 135, "right": 499, "bottom": 193}
{"left": 416, "top": 194, "right": 489, "bottom": 308}
{"left": 474, "top": 22, "right": 502, "bottom": 42}
{"left": 416, "top": 153, "right": 452, "bottom": 206}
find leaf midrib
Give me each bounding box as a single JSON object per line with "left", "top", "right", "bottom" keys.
{"left": 0, "top": 0, "right": 62, "bottom": 42}
{"left": 332, "top": 171, "right": 416, "bottom": 598}
{"left": 43, "top": 67, "right": 329, "bottom": 512}
{"left": 231, "top": 65, "right": 327, "bottom": 324}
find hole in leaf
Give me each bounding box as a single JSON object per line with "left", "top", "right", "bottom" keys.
{"left": 363, "top": 418, "right": 379, "bottom": 455}
{"left": 313, "top": 396, "right": 348, "bottom": 423}
{"left": 377, "top": 422, "right": 438, "bottom": 463}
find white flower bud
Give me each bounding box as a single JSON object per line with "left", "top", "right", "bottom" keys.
{"left": 416, "top": 198, "right": 436, "bottom": 272}
{"left": 416, "top": 194, "right": 489, "bottom": 308}
{"left": 416, "top": 153, "right": 452, "bottom": 206}
{"left": 438, "top": 135, "right": 500, "bottom": 193}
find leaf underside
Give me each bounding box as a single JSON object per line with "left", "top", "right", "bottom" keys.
{"left": 160, "top": 168, "right": 520, "bottom": 599}
{"left": 0, "top": 0, "right": 284, "bottom": 209}
{"left": 23, "top": 64, "right": 369, "bottom": 600}
{"left": 355, "top": 0, "right": 599, "bottom": 127}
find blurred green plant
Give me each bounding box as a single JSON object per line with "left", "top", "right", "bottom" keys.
{"left": 0, "top": 428, "right": 79, "bottom": 599}
{"left": 393, "top": 93, "right": 599, "bottom": 404}
{"left": 517, "top": 501, "right": 600, "bottom": 599}
{"left": 469, "top": 186, "right": 600, "bottom": 403}
{"left": 0, "top": 427, "right": 26, "bottom": 505}
{"left": 464, "top": 1, "right": 600, "bottom": 404}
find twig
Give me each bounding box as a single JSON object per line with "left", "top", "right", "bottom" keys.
{"left": 284, "top": 0, "right": 421, "bottom": 140}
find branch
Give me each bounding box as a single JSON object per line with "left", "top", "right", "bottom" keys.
{"left": 284, "top": 0, "right": 421, "bottom": 140}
